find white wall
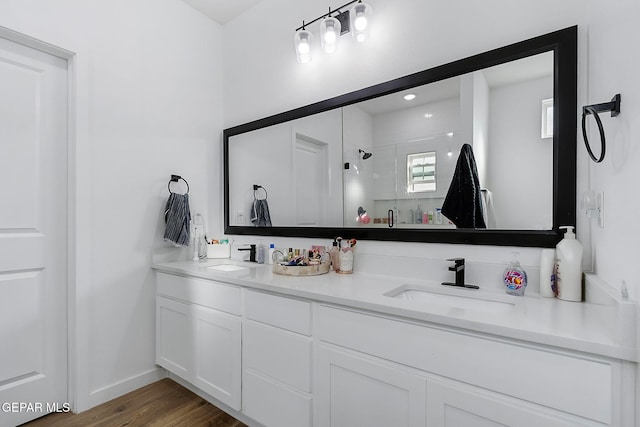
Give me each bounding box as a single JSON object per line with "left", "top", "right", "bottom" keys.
{"left": 488, "top": 76, "right": 554, "bottom": 229}
{"left": 585, "top": 1, "right": 640, "bottom": 300}
{"left": 0, "top": 0, "right": 223, "bottom": 411}
{"left": 343, "top": 105, "right": 374, "bottom": 227}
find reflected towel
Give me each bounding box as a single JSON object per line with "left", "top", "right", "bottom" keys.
{"left": 442, "top": 144, "right": 486, "bottom": 229}
{"left": 251, "top": 199, "right": 272, "bottom": 227}
{"left": 163, "top": 193, "right": 191, "bottom": 246}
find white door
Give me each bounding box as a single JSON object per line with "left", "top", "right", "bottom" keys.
{"left": 293, "top": 133, "right": 328, "bottom": 226}
{"left": 0, "top": 35, "right": 68, "bottom": 426}
{"left": 193, "top": 305, "right": 242, "bottom": 411}
{"left": 156, "top": 297, "right": 192, "bottom": 378}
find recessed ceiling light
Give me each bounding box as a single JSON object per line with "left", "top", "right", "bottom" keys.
{"left": 447, "top": 132, "right": 454, "bottom": 137}
{"left": 403, "top": 94, "right": 416, "bottom": 101}
{"left": 424, "top": 113, "right": 433, "bottom": 118}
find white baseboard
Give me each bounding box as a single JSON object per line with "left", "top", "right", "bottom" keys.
{"left": 85, "top": 367, "right": 167, "bottom": 410}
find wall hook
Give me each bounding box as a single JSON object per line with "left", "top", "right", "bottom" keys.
{"left": 581, "top": 94, "right": 621, "bottom": 163}
{"left": 253, "top": 184, "right": 268, "bottom": 200}
{"left": 168, "top": 174, "right": 189, "bottom": 194}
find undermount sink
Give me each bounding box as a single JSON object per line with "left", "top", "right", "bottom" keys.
{"left": 208, "top": 264, "right": 248, "bottom": 272}
{"left": 384, "top": 284, "right": 516, "bottom": 314}
{"left": 207, "top": 261, "right": 260, "bottom": 272}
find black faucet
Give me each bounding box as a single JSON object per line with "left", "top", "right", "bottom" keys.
{"left": 442, "top": 258, "right": 479, "bottom": 289}
{"left": 238, "top": 244, "right": 257, "bottom": 262}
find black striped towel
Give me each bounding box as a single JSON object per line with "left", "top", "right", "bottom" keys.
{"left": 164, "top": 193, "right": 191, "bottom": 246}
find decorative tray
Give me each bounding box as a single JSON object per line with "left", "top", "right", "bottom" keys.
{"left": 273, "top": 261, "right": 330, "bottom": 276}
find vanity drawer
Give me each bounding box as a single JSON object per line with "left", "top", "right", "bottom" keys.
{"left": 245, "top": 290, "right": 311, "bottom": 335}
{"left": 318, "top": 305, "right": 614, "bottom": 424}
{"left": 244, "top": 320, "right": 312, "bottom": 392}
{"left": 156, "top": 272, "right": 241, "bottom": 315}
{"left": 243, "top": 370, "right": 312, "bottom": 427}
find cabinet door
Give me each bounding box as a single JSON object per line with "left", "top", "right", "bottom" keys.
{"left": 193, "top": 305, "right": 242, "bottom": 410}
{"left": 426, "top": 379, "right": 580, "bottom": 427}
{"left": 243, "top": 320, "right": 312, "bottom": 427}
{"left": 317, "top": 345, "right": 426, "bottom": 427}
{"left": 156, "top": 297, "right": 191, "bottom": 378}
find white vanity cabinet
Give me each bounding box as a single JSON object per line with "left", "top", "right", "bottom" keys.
{"left": 153, "top": 265, "right": 635, "bottom": 427}
{"left": 242, "top": 290, "right": 313, "bottom": 427}
{"left": 156, "top": 272, "right": 242, "bottom": 410}
{"left": 317, "top": 305, "right": 625, "bottom": 427}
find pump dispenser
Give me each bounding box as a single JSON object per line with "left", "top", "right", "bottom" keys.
{"left": 555, "top": 226, "right": 583, "bottom": 301}
{"left": 329, "top": 238, "right": 340, "bottom": 271}
{"left": 503, "top": 252, "right": 527, "bottom": 296}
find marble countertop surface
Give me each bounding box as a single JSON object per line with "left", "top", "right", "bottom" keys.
{"left": 153, "top": 258, "right": 638, "bottom": 362}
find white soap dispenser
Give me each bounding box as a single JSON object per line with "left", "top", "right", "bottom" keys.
{"left": 555, "top": 226, "right": 583, "bottom": 301}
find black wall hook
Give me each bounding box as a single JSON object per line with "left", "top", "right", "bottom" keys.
{"left": 581, "top": 94, "right": 621, "bottom": 163}
{"left": 253, "top": 184, "right": 268, "bottom": 200}
{"left": 168, "top": 174, "right": 189, "bottom": 194}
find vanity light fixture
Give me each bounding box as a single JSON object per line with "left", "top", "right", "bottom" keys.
{"left": 294, "top": 0, "right": 372, "bottom": 62}
{"left": 294, "top": 26, "right": 313, "bottom": 63}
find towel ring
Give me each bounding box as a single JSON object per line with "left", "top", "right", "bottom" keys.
{"left": 581, "top": 94, "right": 621, "bottom": 164}
{"left": 168, "top": 174, "right": 190, "bottom": 194}
{"left": 253, "top": 184, "right": 268, "bottom": 200}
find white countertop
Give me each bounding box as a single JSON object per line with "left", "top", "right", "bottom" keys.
{"left": 153, "top": 258, "right": 638, "bottom": 362}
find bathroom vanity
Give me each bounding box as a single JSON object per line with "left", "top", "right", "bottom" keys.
{"left": 153, "top": 259, "right": 637, "bottom": 427}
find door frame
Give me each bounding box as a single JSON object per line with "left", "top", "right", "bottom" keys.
{"left": 0, "top": 25, "right": 85, "bottom": 413}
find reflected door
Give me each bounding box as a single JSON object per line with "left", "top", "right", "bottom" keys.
{"left": 294, "top": 134, "right": 328, "bottom": 226}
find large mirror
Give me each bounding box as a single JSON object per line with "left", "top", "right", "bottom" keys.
{"left": 224, "top": 26, "right": 577, "bottom": 247}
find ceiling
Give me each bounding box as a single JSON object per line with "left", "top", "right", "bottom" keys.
{"left": 180, "top": 0, "right": 264, "bottom": 24}
{"left": 357, "top": 51, "right": 553, "bottom": 116}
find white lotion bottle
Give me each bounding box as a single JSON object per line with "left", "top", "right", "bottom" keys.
{"left": 268, "top": 243, "right": 276, "bottom": 265}
{"left": 539, "top": 248, "right": 556, "bottom": 297}
{"left": 555, "top": 226, "right": 583, "bottom": 301}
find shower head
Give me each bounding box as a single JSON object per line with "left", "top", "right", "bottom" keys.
{"left": 359, "top": 149, "right": 372, "bottom": 160}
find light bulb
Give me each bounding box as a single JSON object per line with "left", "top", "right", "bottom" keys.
{"left": 298, "top": 40, "right": 310, "bottom": 55}
{"left": 320, "top": 16, "right": 341, "bottom": 54}
{"left": 350, "top": 2, "right": 372, "bottom": 43}
{"left": 324, "top": 28, "right": 337, "bottom": 44}
{"left": 354, "top": 15, "right": 368, "bottom": 32}
{"left": 294, "top": 29, "right": 313, "bottom": 63}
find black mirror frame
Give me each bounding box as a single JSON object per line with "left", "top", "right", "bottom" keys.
{"left": 224, "top": 26, "right": 577, "bottom": 248}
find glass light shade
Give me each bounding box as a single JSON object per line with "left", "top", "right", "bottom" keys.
{"left": 294, "top": 29, "right": 313, "bottom": 63}
{"left": 350, "top": 2, "right": 372, "bottom": 43}
{"left": 320, "top": 16, "right": 341, "bottom": 54}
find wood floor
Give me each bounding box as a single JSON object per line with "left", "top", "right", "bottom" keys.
{"left": 20, "top": 378, "right": 249, "bottom": 427}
